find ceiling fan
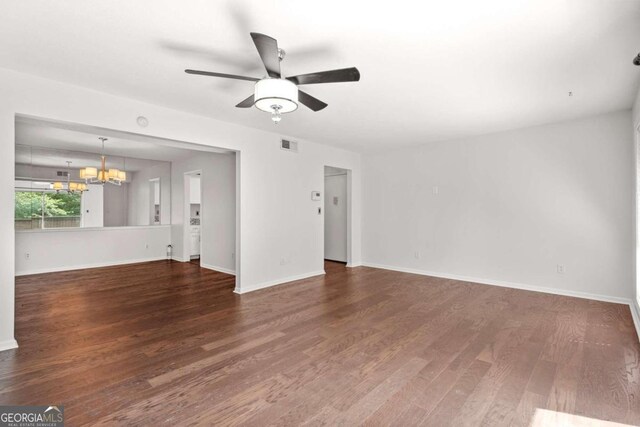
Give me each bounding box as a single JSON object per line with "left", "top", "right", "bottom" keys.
{"left": 185, "top": 32, "right": 360, "bottom": 123}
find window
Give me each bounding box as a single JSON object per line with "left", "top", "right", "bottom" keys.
{"left": 15, "top": 190, "right": 82, "bottom": 230}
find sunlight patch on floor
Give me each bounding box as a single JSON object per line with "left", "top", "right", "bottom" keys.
{"left": 531, "top": 409, "right": 634, "bottom": 427}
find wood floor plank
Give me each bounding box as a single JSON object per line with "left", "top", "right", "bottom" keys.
{"left": 314, "top": 357, "right": 429, "bottom": 427}
{"left": 420, "top": 359, "right": 492, "bottom": 426}
{"left": 0, "top": 260, "right": 638, "bottom": 425}
{"left": 148, "top": 331, "right": 286, "bottom": 387}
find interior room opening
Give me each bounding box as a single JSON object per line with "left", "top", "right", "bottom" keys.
{"left": 184, "top": 171, "right": 202, "bottom": 265}
{"left": 14, "top": 115, "right": 238, "bottom": 282}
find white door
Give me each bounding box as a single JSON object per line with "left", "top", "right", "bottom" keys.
{"left": 324, "top": 174, "right": 347, "bottom": 262}
{"left": 81, "top": 184, "right": 104, "bottom": 227}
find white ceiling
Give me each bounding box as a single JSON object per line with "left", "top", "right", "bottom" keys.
{"left": 15, "top": 118, "right": 227, "bottom": 171}
{"left": 1, "top": 0, "right": 639, "bottom": 152}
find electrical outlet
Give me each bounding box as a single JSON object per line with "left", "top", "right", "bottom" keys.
{"left": 432, "top": 186, "right": 439, "bottom": 195}
{"left": 557, "top": 264, "right": 565, "bottom": 274}
{"left": 25, "top": 253, "right": 30, "bottom": 260}
{"left": 414, "top": 251, "right": 421, "bottom": 259}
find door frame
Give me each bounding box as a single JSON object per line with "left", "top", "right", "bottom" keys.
{"left": 635, "top": 121, "right": 640, "bottom": 307}
{"left": 183, "top": 170, "right": 202, "bottom": 261}
{"left": 323, "top": 165, "right": 353, "bottom": 266}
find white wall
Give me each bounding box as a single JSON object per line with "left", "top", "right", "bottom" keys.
{"left": 127, "top": 162, "right": 171, "bottom": 226}
{"left": 324, "top": 173, "right": 348, "bottom": 262}
{"left": 633, "top": 85, "right": 640, "bottom": 308}
{"left": 15, "top": 163, "right": 79, "bottom": 181}
{"left": 363, "top": 110, "right": 634, "bottom": 301}
{"left": 633, "top": 85, "right": 640, "bottom": 126}
{"left": 103, "top": 183, "right": 128, "bottom": 227}
{"left": 0, "top": 65, "right": 363, "bottom": 349}
{"left": 15, "top": 226, "right": 171, "bottom": 275}
{"left": 171, "top": 153, "right": 236, "bottom": 274}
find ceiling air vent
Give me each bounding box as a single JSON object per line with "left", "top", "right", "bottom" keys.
{"left": 281, "top": 139, "right": 298, "bottom": 152}
{"left": 56, "top": 171, "right": 69, "bottom": 177}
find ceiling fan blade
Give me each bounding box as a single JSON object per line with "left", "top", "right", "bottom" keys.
{"left": 250, "top": 32, "right": 281, "bottom": 78}
{"left": 185, "top": 69, "right": 259, "bottom": 82}
{"left": 236, "top": 94, "right": 255, "bottom": 108}
{"left": 287, "top": 67, "right": 360, "bottom": 85}
{"left": 298, "top": 90, "right": 328, "bottom": 111}
{"left": 163, "top": 41, "right": 259, "bottom": 70}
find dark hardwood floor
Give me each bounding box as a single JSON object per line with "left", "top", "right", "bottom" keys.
{"left": 2, "top": 260, "right": 640, "bottom": 425}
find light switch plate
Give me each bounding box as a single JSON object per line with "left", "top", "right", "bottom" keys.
{"left": 311, "top": 191, "right": 321, "bottom": 201}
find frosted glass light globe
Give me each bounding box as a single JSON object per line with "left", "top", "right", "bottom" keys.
{"left": 254, "top": 79, "right": 298, "bottom": 113}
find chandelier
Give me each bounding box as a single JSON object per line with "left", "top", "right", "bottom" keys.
{"left": 79, "top": 137, "right": 126, "bottom": 186}
{"left": 52, "top": 161, "right": 87, "bottom": 193}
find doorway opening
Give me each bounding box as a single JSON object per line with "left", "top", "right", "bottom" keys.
{"left": 178, "top": 155, "right": 236, "bottom": 276}
{"left": 184, "top": 171, "right": 202, "bottom": 264}
{"left": 324, "top": 166, "right": 352, "bottom": 266}
{"left": 149, "top": 178, "right": 161, "bottom": 225}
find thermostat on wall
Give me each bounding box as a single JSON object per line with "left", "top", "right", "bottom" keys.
{"left": 311, "top": 191, "right": 321, "bottom": 201}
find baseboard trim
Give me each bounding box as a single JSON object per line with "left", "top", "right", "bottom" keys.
{"left": 15, "top": 257, "right": 169, "bottom": 276}
{"left": 0, "top": 339, "right": 18, "bottom": 352}
{"left": 361, "top": 262, "right": 631, "bottom": 305}
{"left": 171, "top": 256, "right": 189, "bottom": 263}
{"left": 200, "top": 263, "right": 236, "bottom": 276}
{"left": 234, "top": 270, "right": 325, "bottom": 294}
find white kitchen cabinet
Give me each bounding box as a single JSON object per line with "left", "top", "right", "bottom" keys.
{"left": 190, "top": 226, "right": 200, "bottom": 256}
{"left": 189, "top": 176, "right": 201, "bottom": 204}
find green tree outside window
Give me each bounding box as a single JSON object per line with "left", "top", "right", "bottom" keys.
{"left": 15, "top": 191, "right": 82, "bottom": 224}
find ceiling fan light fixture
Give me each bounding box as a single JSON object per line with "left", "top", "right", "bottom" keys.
{"left": 185, "top": 33, "right": 360, "bottom": 119}
{"left": 254, "top": 78, "right": 298, "bottom": 114}
{"left": 271, "top": 108, "right": 282, "bottom": 124}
